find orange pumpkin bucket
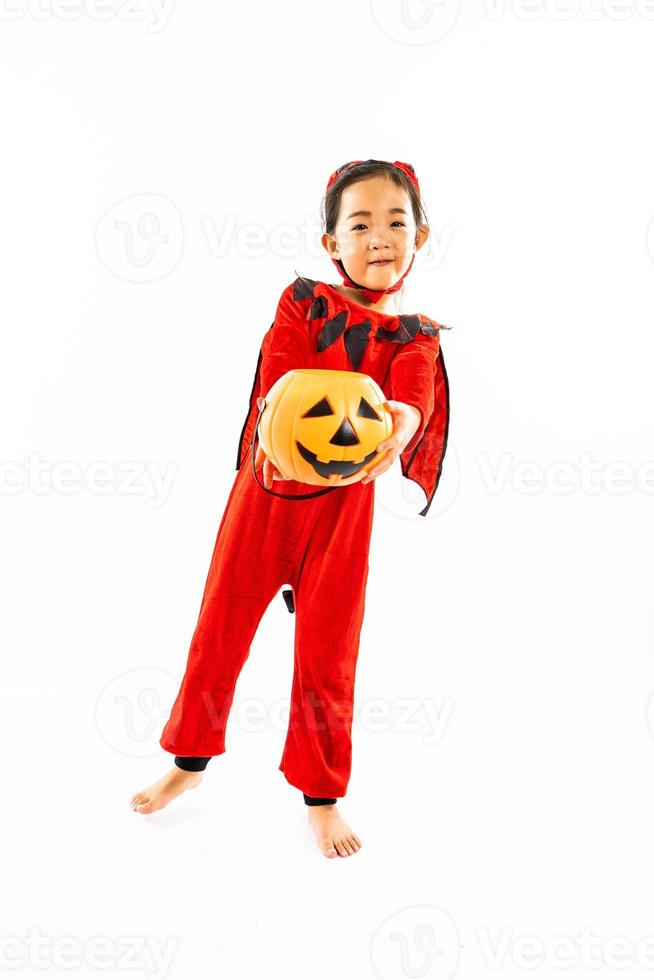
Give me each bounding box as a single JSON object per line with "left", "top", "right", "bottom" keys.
{"left": 251, "top": 369, "right": 393, "bottom": 499}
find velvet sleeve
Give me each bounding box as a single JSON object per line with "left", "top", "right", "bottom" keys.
{"left": 259, "top": 283, "right": 312, "bottom": 398}
{"left": 235, "top": 281, "right": 313, "bottom": 470}
{"left": 389, "top": 328, "right": 440, "bottom": 456}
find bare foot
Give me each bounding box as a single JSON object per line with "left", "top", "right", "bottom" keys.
{"left": 129, "top": 766, "right": 204, "bottom": 814}
{"left": 307, "top": 804, "right": 363, "bottom": 858}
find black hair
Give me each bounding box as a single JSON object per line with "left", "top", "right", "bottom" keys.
{"left": 321, "top": 159, "right": 429, "bottom": 239}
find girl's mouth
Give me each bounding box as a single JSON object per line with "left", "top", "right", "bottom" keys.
{"left": 370, "top": 260, "right": 392, "bottom": 266}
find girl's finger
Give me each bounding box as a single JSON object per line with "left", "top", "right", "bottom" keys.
{"left": 362, "top": 457, "right": 396, "bottom": 482}
{"left": 376, "top": 439, "right": 397, "bottom": 453}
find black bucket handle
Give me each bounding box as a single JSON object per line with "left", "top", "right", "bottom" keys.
{"left": 250, "top": 398, "right": 339, "bottom": 501}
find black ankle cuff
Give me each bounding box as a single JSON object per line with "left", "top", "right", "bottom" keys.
{"left": 174, "top": 756, "right": 211, "bottom": 772}
{"left": 303, "top": 793, "right": 337, "bottom": 806}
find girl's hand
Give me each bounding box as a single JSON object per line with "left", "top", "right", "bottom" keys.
{"left": 255, "top": 397, "right": 291, "bottom": 489}
{"left": 360, "top": 400, "right": 421, "bottom": 484}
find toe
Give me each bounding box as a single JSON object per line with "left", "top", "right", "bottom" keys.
{"left": 321, "top": 838, "right": 338, "bottom": 858}
{"left": 135, "top": 800, "right": 155, "bottom": 814}
{"left": 334, "top": 838, "right": 349, "bottom": 857}
{"left": 347, "top": 836, "right": 360, "bottom": 851}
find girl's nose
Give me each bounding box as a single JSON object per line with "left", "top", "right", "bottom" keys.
{"left": 369, "top": 234, "right": 391, "bottom": 250}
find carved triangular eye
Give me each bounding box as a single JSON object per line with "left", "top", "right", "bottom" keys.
{"left": 301, "top": 396, "right": 334, "bottom": 418}
{"left": 357, "top": 396, "right": 381, "bottom": 421}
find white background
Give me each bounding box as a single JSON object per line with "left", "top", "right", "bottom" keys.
{"left": 1, "top": 1, "right": 653, "bottom": 978}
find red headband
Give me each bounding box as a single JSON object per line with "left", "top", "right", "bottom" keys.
{"left": 326, "top": 159, "right": 420, "bottom": 195}
{"left": 325, "top": 159, "right": 420, "bottom": 302}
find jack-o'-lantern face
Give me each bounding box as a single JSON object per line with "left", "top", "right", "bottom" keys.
{"left": 258, "top": 369, "right": 394, "bottom": 487}
{"left": 296, "top": 393, "right": 382, "bottom": 479}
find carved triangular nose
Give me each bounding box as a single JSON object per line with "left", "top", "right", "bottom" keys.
{"left": 329, "top": 417, "right": 360, "bottom": 447}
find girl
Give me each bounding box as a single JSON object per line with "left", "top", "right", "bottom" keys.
{"left": 130, "top": 159, "right": 450, "bottom": 859}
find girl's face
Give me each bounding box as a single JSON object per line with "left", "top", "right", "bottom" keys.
{"left": 322, "top": 175, "right": 428, "bottom": 288}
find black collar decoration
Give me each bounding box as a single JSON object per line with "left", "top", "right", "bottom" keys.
{"left": 292, "top": 274, "right": 441, "bottom": 371}
{"left": 314, "top": 311, "right": 372, "bottom": 371}
{"left": 292, "top": 274, "right": 318, "bottom": 302}
{"left": 374, "top": 315, "right": 439, "bottom": 343}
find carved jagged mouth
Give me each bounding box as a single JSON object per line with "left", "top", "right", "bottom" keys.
{"left": 296, "top": 441, "right": 378, "bottom": 479}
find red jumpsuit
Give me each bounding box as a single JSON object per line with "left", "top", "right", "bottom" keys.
{"left": 159, "top": 275, "right": 450, "bottom": 799}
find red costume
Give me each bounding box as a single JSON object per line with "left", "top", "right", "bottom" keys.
{"left": 159, "top": 160, "right": 450, "bottom": 800}
{"left": 159, "top": 275, "right": 450, "bottom": 798}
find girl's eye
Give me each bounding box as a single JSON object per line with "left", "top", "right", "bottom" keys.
{"left": 351, "top": 221, "right": 406, "bottom": 231}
